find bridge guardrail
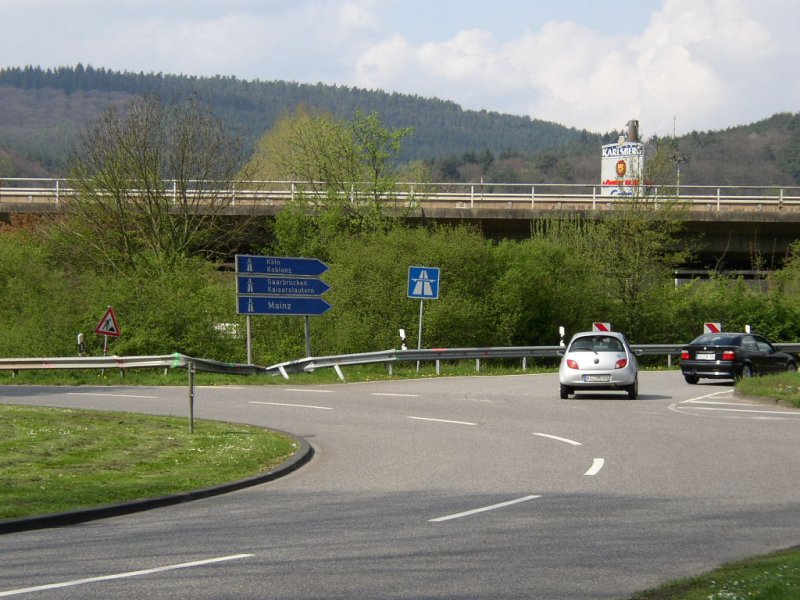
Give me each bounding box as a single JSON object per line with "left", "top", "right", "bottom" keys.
{"left": 2, "top": 178, "right": 800, "bottom": 212}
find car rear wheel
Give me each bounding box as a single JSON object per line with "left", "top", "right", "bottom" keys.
{"left": 739, "top": 364, "right": 753, "bottom": 379}
{"left": 683, "top": 374, "right": 699, "bottom": 384}
{"left": 626, "top": 378, "right": 638, "bottom": 400}
{"left": 559, "top": 385, "right": 571, "bottom": 399}
{"left": 787, "top": 362, "right": 798, "bottom": 373}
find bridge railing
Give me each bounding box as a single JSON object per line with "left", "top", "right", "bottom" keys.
{"left": 2, "top": 178, "right": 800, "bottom": 212}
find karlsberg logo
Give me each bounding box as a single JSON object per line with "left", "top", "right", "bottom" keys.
{"left": 601, "top": 143, "right": 643, "bottom": 158}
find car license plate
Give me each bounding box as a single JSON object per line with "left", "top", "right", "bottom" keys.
{"left": 696, "top": 352, "right": 715, "bottom": 360}
{"left": 583, "top": 374, "right": 611, "bottom": 382}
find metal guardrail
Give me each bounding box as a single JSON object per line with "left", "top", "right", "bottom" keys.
{"left": 2, "top": 343, "right": 797, "bottom": 382}
{"left": 0, "top": 353, "right": 266, "bottom": 375}
{"left": 264, "top": 344, "right": 688, "bottom": 380}
{"left": 0, "top": 353, "right": 266, "bottom": 433}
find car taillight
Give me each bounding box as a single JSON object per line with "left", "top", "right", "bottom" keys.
{"left": 722, "top": 350, "right": 736, "bottom": 361}
{"left": 681, "top": 350, "right": 690, "bottom": 360}
{"left": 567, "top": 359, "right": 579, "bottom": 369}
{"left": 615, "top": 358, "right": 628, "bottom": 369}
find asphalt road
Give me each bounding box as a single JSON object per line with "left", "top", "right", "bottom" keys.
{"left": 1, "top": 370, "right": 799, "bottom": 599}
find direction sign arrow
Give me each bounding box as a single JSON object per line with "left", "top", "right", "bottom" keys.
{"left": 235, "top": 255, "right": 329, "bottom": 277}
{"left": 237, "top": 275, "right": 330, "bottom": 296}
{"left": 237, "top": 296, "right": 332, "bottom": 316}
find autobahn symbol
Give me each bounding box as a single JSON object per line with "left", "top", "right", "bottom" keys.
{"left": 408, "top": 266, "right": 440, "bottom": 300}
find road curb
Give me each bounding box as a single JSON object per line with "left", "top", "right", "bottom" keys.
{"left": 733, "top": 388, "right": 799, "bottom": 409}
{"left": 0, "top": 434, "right": 314, "bottom": 535}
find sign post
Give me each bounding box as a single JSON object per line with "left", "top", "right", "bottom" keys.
{"left": 408, "top": 266, "right": 440, "bottom": 371}
{"left": 235, "top": 255, "right": 331, "bottom": 362}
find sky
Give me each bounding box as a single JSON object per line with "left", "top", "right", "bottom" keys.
{"left": 2, "top": 0, "right": 798, "bottom": 137}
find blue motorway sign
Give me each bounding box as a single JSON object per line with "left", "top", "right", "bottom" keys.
{"left": 408, "top": 266, "right": 440, "bottom": 300}
{"left": 237, "top": 275, "right": 330, "bottom": 297}
{"left": 237, "top": 296, "right": 332, "bottom": 316}
{"left": 236, "top": 255, "right": 329, "bottom": 277}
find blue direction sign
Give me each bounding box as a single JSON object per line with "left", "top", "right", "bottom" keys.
{"left": 237, "top": 275, "right": 330, "bottom": 297}
{"left": 236, "top": 254, "right": 329, "bottom": 277}
{"left": 408, "top": 266, "right": 440, "bottom": 299}
{"left": 237, "top": 296, "right": 332, "bottom": 316}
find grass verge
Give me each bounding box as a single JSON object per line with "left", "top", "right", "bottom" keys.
{"left": 735, "top": 370, "right": 800, "bottom": 408}
{"left": 629, "top": 546, "right": 800, "bottom": 599}
{"left": 0, "top": 403, "right": 298, "bottom": 520}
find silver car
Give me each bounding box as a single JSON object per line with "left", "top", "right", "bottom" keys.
{"left": 558, "top": 331, "right": 640, "bottom": 399}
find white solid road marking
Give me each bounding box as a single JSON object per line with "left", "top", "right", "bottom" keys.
{"left": 681, "top": 406, "right": 800, "bottom": 417}
{"left": 249, "top": 401, "right": 333, "bottom": 410}
{"left": 372, "top": 393, "right": 421, "bottom": 398}
{"left": 66, "top": 392, "right": 157, "bottom": 399}
{"left": 673, "top": 390, "right": 800, "bottom": 419}
{"left": 285, "top": 388, "right": 333, "bottom": 393}
{"left": 585, "top": 458, "right": 605, "bottom": 476}
{"left": 430, "top": 495, "right": 542, "bottom": 522}
{"left": 0, "top": 554, "right": 253, "bottom": 597}
{"left": 407, "top": 416, "right": 477, "bottom": 426}
{"left": 532, "top": 432, "right": 583, "bottom": 446}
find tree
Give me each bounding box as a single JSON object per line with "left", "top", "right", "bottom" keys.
{"left": 50, "top": 95, "right": 253, "bottom": 274}
{"left": 249, "top": 107, "right": 414, "bottom": 256}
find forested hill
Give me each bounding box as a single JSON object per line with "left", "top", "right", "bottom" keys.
{"left": 0, "top": 65, "right": 594, "bottom": 175}
{"left": 1, "top": 65, "right": 798, "bottom": 186}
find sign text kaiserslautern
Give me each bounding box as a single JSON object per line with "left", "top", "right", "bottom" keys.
{"left": 236, "top": 255, "right": 329, "bottom": 277}
{"left": 237, "top": 275, "right": 331, "bottom": 297}
{"left": 408, "top": 266, "right": 440, "bottom": 300}
{"left": 237, "top": 296, "right": 332, "bottom": 316}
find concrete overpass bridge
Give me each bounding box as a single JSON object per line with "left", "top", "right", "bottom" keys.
{"left": 2, "top": 178, "right": 799, "bottom": 270}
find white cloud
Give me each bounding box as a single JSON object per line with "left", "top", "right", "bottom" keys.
{"left": 348, "top": 0, "right": 800, "bottom": 135}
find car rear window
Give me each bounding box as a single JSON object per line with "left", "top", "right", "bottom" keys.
{"left": 570, "top": 336, "right": 624, "bottom": 352}
{"left": 690, "top": 334, "right": 741, "bottom": 345}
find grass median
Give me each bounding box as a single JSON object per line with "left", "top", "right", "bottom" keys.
{"left": 0, "top": 403, "right": 298, "bottom": 520}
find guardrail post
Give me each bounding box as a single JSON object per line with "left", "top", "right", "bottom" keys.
{"left": 188, "top": 361, "right": 195, "bottom": 434}
{"left": 476, "top": 358, "right": 480, "bottom": 372}
{"left": 717, "top": 188, "right": 721, "bottom": 211}
{"left": 334, "top": 364, "right": 345, "bottom": 381}
{"left": 592, "top": 187, "right": 597, "bottom": 210}
{"left": 470, "top": 185, "right": 475, "bottom": 209}
{"left": 780, "top": 188, "right": 784, "bottom": 210}
{"left": 436, "top": 359, "right": 441, "bottom": 375}
{"left": 55, "top": 179, "right": 59, "bottom": 204}
{"left": 531, "top": 186, "right": 535, "bottom": 209}
{"left": 522, "top": 356, "right": 527, "bottom": 370}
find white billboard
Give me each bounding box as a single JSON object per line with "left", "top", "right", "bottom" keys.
{"left": 600, "top": 140, "right": 644, "bottom": 196}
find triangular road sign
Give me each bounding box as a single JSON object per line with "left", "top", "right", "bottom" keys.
{"left": 94, "top": 306, "right": 121, "bottom": 337}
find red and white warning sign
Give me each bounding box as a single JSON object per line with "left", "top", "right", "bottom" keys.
{"left": 592, "top": 322, "right": 611, "bottom": 332}
{"left": 94, "top": 306, "right": 121, "bottom": 337}
{"left": 703, "top": 322, "right": 721, "bottom": 334}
